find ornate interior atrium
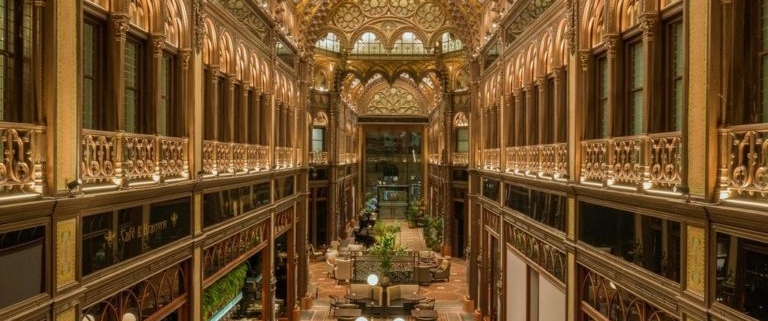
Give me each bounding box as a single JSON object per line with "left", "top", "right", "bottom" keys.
{"left": 1, "top": 0, "right": 767, "bottom": 321}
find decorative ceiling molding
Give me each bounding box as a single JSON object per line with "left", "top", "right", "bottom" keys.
{"left": 300, "top": 0, "right": 480, "bottom": 53}
{"left": 359, "top": 78, "right": 430, "bottom": 115}
{"left": 503, "top": 0, "right": 556, "bottom": 46}
{"left": 215, "top": 0, "right": 270, "bottom": 40}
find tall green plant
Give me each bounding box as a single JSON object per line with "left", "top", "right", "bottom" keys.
{"left": 368, "top": 223, "right": 406, "bottom": 277}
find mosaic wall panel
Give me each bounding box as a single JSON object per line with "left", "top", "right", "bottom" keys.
{"left": 686, "top": 226, "right": 705, "bottom": 296}
{"left": 56, "top": 219, "right": 76, "bottom": 288}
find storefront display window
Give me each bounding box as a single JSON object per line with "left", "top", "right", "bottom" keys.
{"left": 82, "top": 198, "right": 191, "bottom": 276}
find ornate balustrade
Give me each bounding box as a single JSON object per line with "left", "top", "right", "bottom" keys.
{"left": 580, "top": 133, "right": 681, "bottom": 191}
{"left": 647, "top": 133, "right": 682, "bottom": 190}
{"left": 309, "top": 151, "right": 328, "bottom": 165}
{"left": 483, "top": 148, "right": 500, "bottom": 171}
{"left": 503, "top": 144, "right": 570, "bottom": 180}
{"left": 200, "top": 140, "right": 269, "bottom": 176}
{"left": 82, "top": 130, "right": 189, "bottom": 187}
{"left": 0, "top": 122, "right": 45, "bottom": 195}
{"left": 580, "top": 139, "right": 610, "bottom": 185}
{"left": 719, "top": 126, "right": 768, "bottom": 201}
{"left": 453, "top": 152, "right": 468, "bottom": 165}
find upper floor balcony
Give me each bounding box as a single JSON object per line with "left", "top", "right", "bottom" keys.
{"left": 580, "top": 132, "right": 682, "bottom": 194}
{"left": 475, "top": 132, "right": 682, "bottom": 194}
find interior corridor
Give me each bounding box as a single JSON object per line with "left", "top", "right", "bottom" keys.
{"left": 302, "top": 220, "right": 473, "bottom": 321}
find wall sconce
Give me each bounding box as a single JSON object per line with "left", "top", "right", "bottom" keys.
{"left": 67, "top": 179, "right": 82, "bottom": 198}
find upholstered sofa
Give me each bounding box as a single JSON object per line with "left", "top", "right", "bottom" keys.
{"left": 349, "top": 283, "right": 382, "bottom": 302}
{"left": 386, "top": 284, "right": 421, "bottom": 310}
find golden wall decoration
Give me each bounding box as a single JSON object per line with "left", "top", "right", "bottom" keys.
{"left": 686, "top": 225, "right": 705, "bottom": 296}
{"left": 56, "top": 219, "right": 77, "bottom": 288}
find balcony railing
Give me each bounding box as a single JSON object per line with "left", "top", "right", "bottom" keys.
{"left": 275, "top": 147, "right": 294, "bottom": 169}
{"left": 453, "top": 152, "right": 469, "bottom": 165}
{"left": 580, "top": 133, "right": 682, "bottom": 191}
{"left": 483, "top": 148, "right": 500, "bottom": 171}
{"left": 201, "top": 140, "right": 271, "bottom": 175}
{"left": 504, "top": 143, "right": 569, "bottom": 180}
{"left": 0, "top": 122, "right": 45, "bottom": 195}
{"left": 309, "top": 151, "right": 328, "bottom": 165}
{"left": 719, "top": 126, "right": 768, "bottom": 201}
{"left": 82, "top": 130, "right": 189, "bottom": 187}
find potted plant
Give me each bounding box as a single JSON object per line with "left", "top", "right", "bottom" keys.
{"left": 367, "top": 223, "right": 406, "bottom": 284}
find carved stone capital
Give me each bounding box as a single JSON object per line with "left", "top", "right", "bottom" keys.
{"left": 113, "top": 16, "right": 129, "bottom": 39}
{"left": 227, "top": 74, "right": 237, "bottom": 90}
{"left": 640, "top": 13, "right": 658, "bottom": 41}
{"left": 180, "top": 49, "right": 191, "bottom": 70}
{"left": 603, "top": 34, "right": 619, "bottom": 57}
{"left": 152, "top": 35, "right": 166, "bottom": 56}
{"left": 579, "top": 50, "right": 591, "bottom": 71}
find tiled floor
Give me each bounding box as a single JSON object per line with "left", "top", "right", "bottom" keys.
{"left": 303, "top": 220, "right": 473, "bottom": 321}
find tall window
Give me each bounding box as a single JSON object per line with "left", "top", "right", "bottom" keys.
{"left": 124, "top": 38, "right": 143, "bottom": 133}
{"left": 0, "top": 0, "right": 32, "bottom": 123}
{"left": 556, "top": 70, "right": 568, "bottom": 143}
{"left": 625, "top": 39, "right": 644, "bottom": 136}
{"left": 729, "top": 0, "right": 768, "bottom": 125}
{"left": 654, "top": 18, "right": 684, "bottom": 133}
{"left": 83, "top": 17, "right": 105, "bottom": 129}
{"left": 311, "top": 127, "right": 325, "bottom": 152}
{"left": 545, "top": 76, "right": 556, "bottom": 144}
{"left": 596, "top": 54, "right": 609, "bottom": 138}
{"left": 456, "top": 127, "right": 469, "bottom": 152}
{"left": 158, "top": 53, "right": 175, "bottom": 136}
{"left": 203, "top": 66, "right": 214, "bottom": 140}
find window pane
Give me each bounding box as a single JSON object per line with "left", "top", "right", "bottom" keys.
{"left": 124, "top": 40, "right": 139, "bottom": 132}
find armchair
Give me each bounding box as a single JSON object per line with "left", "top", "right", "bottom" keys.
{"left": 308, "top": 243, "right": 324, "bottom": 260}
{"left": 416, "top": 265, "right": 433, "bottom": 285}
{"left": 335, "top": 259, "right": 352, "bottom": 283}
{"left": 431, "top": 258, "right": 451, "bottom": 282}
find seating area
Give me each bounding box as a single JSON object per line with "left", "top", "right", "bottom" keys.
{"left": 307, "top": 220, "right": 469, "bottom": 321}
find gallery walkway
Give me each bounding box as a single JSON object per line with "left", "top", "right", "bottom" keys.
{"left": 302, "top": 220, "right": 474, "bottom": 320}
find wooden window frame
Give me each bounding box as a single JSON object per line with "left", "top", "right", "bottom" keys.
{"left": 83, "top": 15, "right": 107, "bottom": 130}
{"left": 623, "top": 36, "right": 644, "bottom": 136}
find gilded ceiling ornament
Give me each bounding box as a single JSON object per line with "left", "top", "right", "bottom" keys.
{"left": 415, "top": 3, "right": 445, "bottom": 31}
{"left": 390, "top": 0, "right": 417, "bottom": 17}
{"left": 361, "top": 0, "right": 388, "bottom": 17}
{"left": 367, "top": 87, "right": 421, "bottom": 114}
{"left": 333, "top": 3, "right": 365, "bottom": 31}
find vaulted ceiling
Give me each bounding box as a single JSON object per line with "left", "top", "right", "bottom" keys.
{"left": 296, "top": 0, "right": 492, "bottom": 116}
